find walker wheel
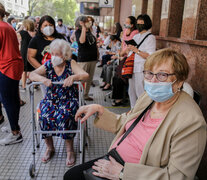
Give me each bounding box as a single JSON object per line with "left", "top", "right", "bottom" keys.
{"left": 29, "top": 163, "right": 35, "bottom": 178}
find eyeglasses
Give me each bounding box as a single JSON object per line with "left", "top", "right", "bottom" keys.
{"left": 143, "top": 70, "right": 175, "bottom": 82}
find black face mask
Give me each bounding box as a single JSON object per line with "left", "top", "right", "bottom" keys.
{"left": 136, "top": 24, "right": 145, "bottom": 32}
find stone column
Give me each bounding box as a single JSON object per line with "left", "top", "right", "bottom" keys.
{"left": 151, "top": 0, "right": 163, "bottom": 35}
{"left": 168, "top": 0, "right": 185, "bottom": 38}
{"left": 159, "top": 0, "right": 170, "bottom": 37}
{"left": 195, "top": 0, "right": 207, "bottom": 40}
{"left": 181, "top": 0, "right": 199, "bottom": 39}
{"left": 142, "top": 0, "right": 148, "bottom": 14}
{"left": 114, "top": 0, "right": 121, "bottom": 23}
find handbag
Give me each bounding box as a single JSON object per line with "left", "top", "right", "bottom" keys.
{"left": 83, "top": 102, "right": 154, "bottom": 180}
{"left": 121, "top": 33, "right": 152, "bottom": 79}
{"left": 83, "top": 148, "right": 125, "bottom": 180}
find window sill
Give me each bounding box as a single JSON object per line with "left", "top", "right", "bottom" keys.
{"left": 156, "top": 36, "right": 207, "bottom": 47}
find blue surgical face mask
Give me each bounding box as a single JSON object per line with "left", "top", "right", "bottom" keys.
{"left": 144, "top": 80, "right": 177, "bottom": 102}
{"left": 12, "top": 22, "right": 16, "bottom": 29}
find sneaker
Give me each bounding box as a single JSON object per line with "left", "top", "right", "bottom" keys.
{"left": 0, "top": 133, "right": 23, "bottom": 146}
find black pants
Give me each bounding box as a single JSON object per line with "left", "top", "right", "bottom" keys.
{"left": 102, "top": 54, "right": 112, "bottom": 65}
{"left": 64, "top": 157, "right": 102, "bottom": 180}
{"left": 0, "top": 72, "right": 20, "bottom": 131}
{"left": 112, "top": 76, "right": 127, "bottom": 100}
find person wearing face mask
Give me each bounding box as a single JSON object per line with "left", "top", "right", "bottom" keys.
{"left": 75, "top": 16, "right": 98, "bottom": 101}
{"left": 109, "top": 16, "right": 139, "bottom": 106}
{"left": 29, "top": 39, "right": 89, "bottom": 166}
{"left": 127, "top": 14, "right": 156, "bottom": 108}
{"left": 87, "top": 16, "right": 96, "bottom": 37}
{"left": 0, "top": 3, "right": 24, "bottom": 145}
{"left": 64, "top": 48, "right": 206, "bottom": 180}
{"left": 121, "top": 16, "right": 138, "bottom": 55}
{"left": 7, "top": 17, "right": 17, "bottom": 30}
{"left": 56, "top": 18, "right": 70, "bottom": 41}
{"left": 28, "top": 15, "right": 64, "bottom": 70}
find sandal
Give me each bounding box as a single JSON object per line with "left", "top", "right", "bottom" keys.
{"left": 66, "top": 151, "right": 76, "bottom": 167}
{"left": 41, "top": 149, "right": 55, "bottom": 163}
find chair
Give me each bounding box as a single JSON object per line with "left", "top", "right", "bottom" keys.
{"left": 193, "top": 90, "right": 201, "bottom": 106}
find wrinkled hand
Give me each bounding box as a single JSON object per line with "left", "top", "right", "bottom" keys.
{"left": 92, "top": 156, "right": 123, "bottom": 180}
{"left": 128, "top": 45, "right": 138, "bottom": 53}
{"left": 43, "top": 78, "right": 52, "bottom": 87}
{"left": 63, "top": 76, "right": 74, "bottom": 87}
{"left": 75, "top": 104, "right": 101, "bottom": 123}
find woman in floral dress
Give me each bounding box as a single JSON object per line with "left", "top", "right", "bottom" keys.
{"left": 29, "top": 39, "right": 89, "bottom": 166}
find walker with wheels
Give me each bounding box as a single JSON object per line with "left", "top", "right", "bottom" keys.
{"left": 28, "top": 81, "right": 86, "bottom": 178}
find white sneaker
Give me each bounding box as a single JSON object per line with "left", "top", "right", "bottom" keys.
{"left": 0, "top": 133, "right": 23, "bottom": 145}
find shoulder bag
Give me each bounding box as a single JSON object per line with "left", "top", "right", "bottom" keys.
{"left": 121, "top": 33, "right": 152, "bottom": 79}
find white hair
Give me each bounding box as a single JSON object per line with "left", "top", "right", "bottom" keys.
{"left": 50, "top": 39, "right": 72, "bottom": 60}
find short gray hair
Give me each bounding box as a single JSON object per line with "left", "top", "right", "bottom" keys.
{"left": 50, "top": 39, "right": 72, "bottom": 60}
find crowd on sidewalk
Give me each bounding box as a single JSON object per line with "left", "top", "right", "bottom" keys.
{"left": 0, "top": 2, "right": 206, "bottom": 180}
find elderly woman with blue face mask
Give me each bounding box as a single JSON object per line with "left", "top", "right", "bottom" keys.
{"left": 64, "top": 48, "right": 206, "bottom": 180}
{"left": 29, "top": 39, "right": 89, "bottom": 167}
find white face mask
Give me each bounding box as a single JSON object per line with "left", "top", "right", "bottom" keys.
{"left": 51, "top": 56, "right": 63, "bottom": 67}
{"left": 42, "top": 26, "right": 54, "bottom": 36}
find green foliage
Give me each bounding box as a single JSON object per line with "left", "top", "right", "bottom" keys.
{"left": 29, "top": 0, "right": 79, "bottom": 26}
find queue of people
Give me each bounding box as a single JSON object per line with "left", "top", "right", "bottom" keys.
{"left": 0, "top": 2, "right": 206, "bottom": 179}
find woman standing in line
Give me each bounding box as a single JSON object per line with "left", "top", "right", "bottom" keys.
{"left": 128, "top": 14, "right": 156, "bottom": 108}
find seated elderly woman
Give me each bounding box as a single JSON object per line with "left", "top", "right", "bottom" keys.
{"left": 29, "top": 39, "right": 89, "bottom": 166}
{"left": 64, "top": 48, "right": 206, "bottom": 180}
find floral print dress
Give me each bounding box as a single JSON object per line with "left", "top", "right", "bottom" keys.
{"left": 39, "top": 60, "right": 79, "bottom": 139}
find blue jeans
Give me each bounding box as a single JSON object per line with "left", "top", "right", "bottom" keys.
{"left": 0, "top": 72, "right": 20, "bottom": 131}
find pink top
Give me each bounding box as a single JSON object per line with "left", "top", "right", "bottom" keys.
{"left": 111, "top": 110, "right": 164, "bottom": 163}
{"left": 122, "top": 29, "right": 139, "bottom": 52}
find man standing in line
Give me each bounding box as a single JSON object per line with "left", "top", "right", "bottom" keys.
{"left": 56, "top": 18, "right": 70, "bottom": 41}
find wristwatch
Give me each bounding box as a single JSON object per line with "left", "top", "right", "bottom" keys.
{"left": 119, "top": 168, "right": 124, "bottom": 180}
